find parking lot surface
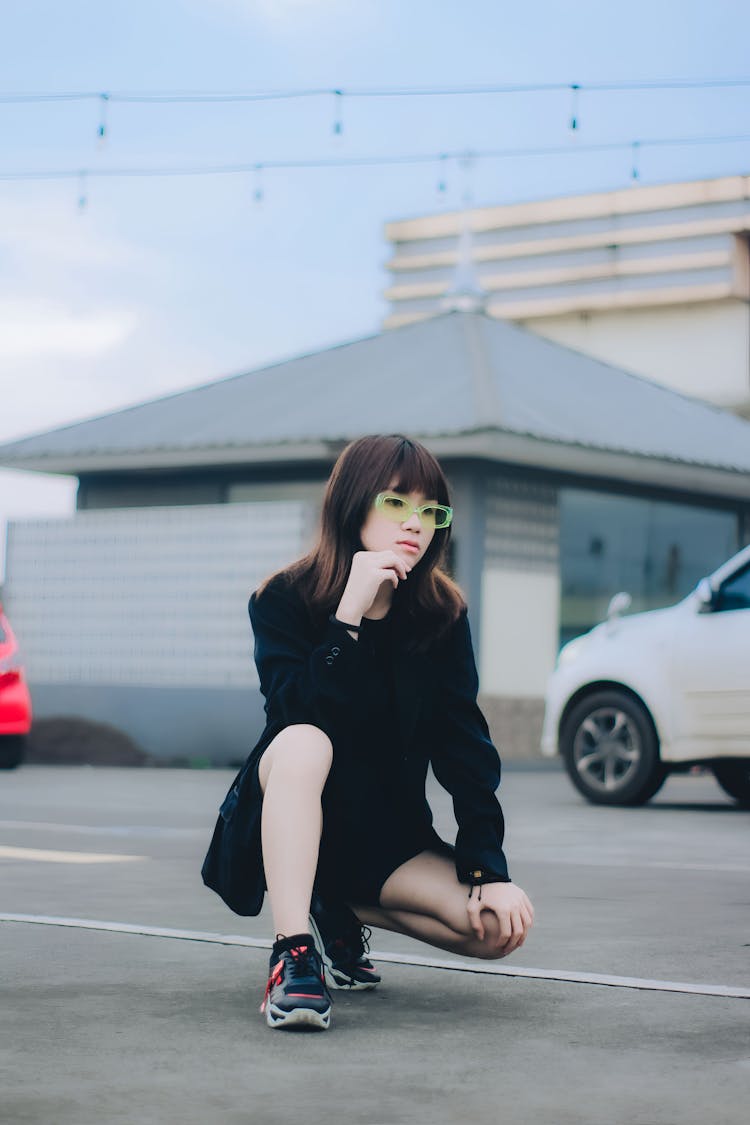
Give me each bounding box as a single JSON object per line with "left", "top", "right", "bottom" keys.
{"left": 1, "top": 764, "right": 748, "bottom": 1125}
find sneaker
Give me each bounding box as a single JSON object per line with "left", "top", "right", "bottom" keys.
{"left": 260, "top": 932, "right": 332, "bottom": 1030}
{"left": 309, "top": 892, "right": 381, "bottom": 991}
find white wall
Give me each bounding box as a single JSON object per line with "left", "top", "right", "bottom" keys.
{"left": 479, "top": 567, "right": 560, "bottom": 697}
{"left": 5, "top": 501, "right": 308, "bottom": 688}
{"left": 521, "top": 299, "right": 750, "bottom": 408}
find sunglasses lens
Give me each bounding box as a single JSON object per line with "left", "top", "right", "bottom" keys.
{"left": 380, "top": 495, "right": 409, "bottom": 521}
{"left": 377, "top": 494, "right": 452, "bottom": 528}
{"left": 426, "top": 506, "right": 451, "bottom": 529}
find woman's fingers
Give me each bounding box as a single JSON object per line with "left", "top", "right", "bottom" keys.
{"left": 382, "top": 550, "right": 411, "bottom": 579}
{"left": 497, "top": 911, "right": 514, "bottom": 949}
{"left": 466, "top": 896, "right": 485, "bottom": 940}
{"left": 493, "top": 910, "right": 523, "bottom": 955}
{"left": 377, "top": 560, "right": 408, "bottom": 584}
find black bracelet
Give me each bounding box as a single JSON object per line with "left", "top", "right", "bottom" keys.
{"left": 329, "top": 613, "right": 361, "bottom": 632}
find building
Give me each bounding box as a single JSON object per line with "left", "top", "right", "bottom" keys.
{"left": 384, "top": 175, "right": 750, "bottom": 419}
{"left": 1, "top": 311, "right": 749, "bottom": 762}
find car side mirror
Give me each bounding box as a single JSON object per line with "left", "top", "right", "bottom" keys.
{"left": 606, "top": 591, "right": 632, "bottom": 621}
{"left": 695, "top": 577, "right": 715, "bottom": 611}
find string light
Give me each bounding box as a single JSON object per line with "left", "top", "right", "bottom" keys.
{"left": 436, "top": 153, "right": 448, "bottom": 195}
{"left": 253, "top": 164, "right": 264, "bottom": 203}
{"left": 1, "top": 76, "right": 749, "bottom": 105}
{"left": 332, "top": 90, "right": 343, "bottom": 136}
{"left": 97, "top": 92, "right": 109, "bottom": 144}
{"left": 631, "top": 140, "right": 641, "bottom": 181}
{"left": 1, "top": 131, "right": 747, "bottom": 185}
{"left": 77, "top": 170, "right": 88, "bottom": 210}
{"left": 569, "top": 83, "right": 580, "bottom": 131}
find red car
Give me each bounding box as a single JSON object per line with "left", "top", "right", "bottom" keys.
{"left": 0, "top": 604, "right": 32, "bottom": 769}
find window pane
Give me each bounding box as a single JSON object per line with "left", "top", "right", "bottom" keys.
{"left": 715, "top": 564, "right": 750, "bottom": 612}
{"left": 559, "top": 489, "right": 738, "bottom": 647}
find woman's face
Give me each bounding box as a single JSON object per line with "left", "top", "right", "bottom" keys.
{"left": 359, "top": 480, "right": 437, "bottom": 566}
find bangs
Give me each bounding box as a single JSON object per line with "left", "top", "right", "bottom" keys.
{"left": 387, "top": 440, "right": 448, "bottom": 504}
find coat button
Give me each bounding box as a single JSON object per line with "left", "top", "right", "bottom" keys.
{"left": 331, "top": 646, "right": 341, "bottom": 656}
{"left": 325, "top": 655, "right": 334, "bottom": 665}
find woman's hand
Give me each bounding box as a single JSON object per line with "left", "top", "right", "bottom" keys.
{"left": 467, "top": 881, "right": 534, "bottom": 957}
{"left": 337, "top": 550, "right": 412, "bottom": 620}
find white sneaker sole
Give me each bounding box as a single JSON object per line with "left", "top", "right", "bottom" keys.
{"left": 308, "top": 913, "right": 379, "bottom": 992}
{"left": 265, "top": 1001, "right": 331, "bottom": 1030}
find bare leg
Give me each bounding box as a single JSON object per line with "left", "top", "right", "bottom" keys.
{"left": 351, "top": 849, "right": 512, "bottom": 961}
{"left": 258, "top": 724, "right": 332, "bottom": 938}
{"left": 353, "top": 904, "right": 501, "bottom": 958}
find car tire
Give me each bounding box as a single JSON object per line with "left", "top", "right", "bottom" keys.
{"left": 0, "top": 734, "right": 26, "bottom": 770}
{"left": 711, "top": 761, "right": 750, "bottom": 808}
{"left": 560, "top": 689, "right": 667, "bottom": 806}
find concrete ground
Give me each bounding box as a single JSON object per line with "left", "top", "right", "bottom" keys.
{"left": 1, "top": 763, "right": 748, "bottom": 1125}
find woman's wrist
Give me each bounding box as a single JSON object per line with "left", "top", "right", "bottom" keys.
{"left": 335, "top": 599, "right": 363, "bottom": 628}
{"left": 332, "top": 600, "right": 363, "bottom": 642}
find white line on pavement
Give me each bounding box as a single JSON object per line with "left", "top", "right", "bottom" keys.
{"left": 0, "top": 847, "right": 146, "bottom": 864}
{"left": 0, "top": 819, "right": 203, "bottom": 839}
{"left": 529, "top": 856, "right": 750, "bottom": 874}
{"left": 1, "top": 912, "right": 747, "bottom": 999}
{"left": 2, "top": 822, "right": 747, "bottom": 872}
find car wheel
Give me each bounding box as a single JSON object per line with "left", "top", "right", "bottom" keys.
{"left": 0, "top": 734, "right": 26, "bottom": 770}
{"left": 711, "top": 761, "right": 750, "bottom": 808}
{"left": 560, "top": 689, "right": 667, "bottom": 806}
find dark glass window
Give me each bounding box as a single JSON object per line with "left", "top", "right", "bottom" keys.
{"left": 444, "top": 538, "right": 457, "bottom": 579}
{"left": 714, "top": 564, "right": 750, "bottom": 612}
{"left": 559, "top": 489, "right": 738, "bottom": 648}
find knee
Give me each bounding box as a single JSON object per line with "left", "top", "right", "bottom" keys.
{"left": 261, "top": 724, "right": 333, "bottom": 788}
{"left": 465, "top": 910, "right": 507, "bottom": 961}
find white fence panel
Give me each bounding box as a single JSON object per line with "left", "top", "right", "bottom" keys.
{"left": 5, "top": 501, "right": 308, "bottom": 688}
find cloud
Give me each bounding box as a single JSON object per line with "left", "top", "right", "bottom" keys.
{"left": 208, "top": 0, "right": 370, "bottom": 30}
{"left": 0, "top": 299, "right": 136, "bottom": 360}
{"left": 1, "top": 197, "right": 166, "bottom": 285}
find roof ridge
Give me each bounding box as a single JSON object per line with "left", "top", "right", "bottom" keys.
{"left": 460, "top": 313, "right": 500, "bottom": 424}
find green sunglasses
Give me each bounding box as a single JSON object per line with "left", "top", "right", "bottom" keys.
{"left": 374, "top": 492, "right": 453, "bottom": 530}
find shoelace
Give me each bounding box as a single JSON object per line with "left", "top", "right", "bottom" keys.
{"left": 356, "top": 924, "right": 373, "bottom": 958}
{"left": 332, "top": 923, "right": 374, "bottom": 967}
{"left": 261, "top": 944, "right": 333, "bottom": 1014}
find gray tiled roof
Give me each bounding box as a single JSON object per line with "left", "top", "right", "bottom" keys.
{"left": 2, "top": 311, "right": 750, "bottom": 474}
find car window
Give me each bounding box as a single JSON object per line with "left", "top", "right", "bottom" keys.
{"left": 714, "top": 563, "right": 750, "bottom": 612}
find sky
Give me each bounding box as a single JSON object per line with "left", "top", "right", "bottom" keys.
{"left": 1, "top": 0, "right": 749, "bottom": 577}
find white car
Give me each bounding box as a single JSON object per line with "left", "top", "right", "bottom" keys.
{"left": 542, "top": 544, "right": 750, "bottom": 806}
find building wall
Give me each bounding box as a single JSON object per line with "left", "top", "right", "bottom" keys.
{"left": 477, "top": 474, "right": 560, "bottom": 759}
{"left": 383, "top": 177, "right": 750, "bottom": 416}
{"left": 479, "top": 474, "right": 559, "bottom": 693}
{"left": 5, "top": 501, "right": 310, "bottom": 762}
{"left": 520, "top": 299, "right": 750, "bottom": 411}
{"left": 12, "top": 463, "right": 745, "bottom": 765}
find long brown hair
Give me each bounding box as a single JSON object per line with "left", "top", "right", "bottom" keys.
{"left": 258, "top": 434, "right": 466, "bottom": 650}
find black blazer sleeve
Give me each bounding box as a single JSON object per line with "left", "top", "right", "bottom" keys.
{"left": 430, "top": 609, "right": 511, "bottom": 886}
{"left": 248, "top": 579, "right": 377, "bottom": 741}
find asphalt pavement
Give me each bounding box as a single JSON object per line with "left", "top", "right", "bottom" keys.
{"left": 1, "top": 763, "right": 748, "bottom": 1125}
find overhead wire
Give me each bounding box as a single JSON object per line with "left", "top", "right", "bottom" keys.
{"left": 0, "top": 133, "right": 748, "bottom": 183}
{"left": 1, "top": 76, "right": 749, "bottom": 103}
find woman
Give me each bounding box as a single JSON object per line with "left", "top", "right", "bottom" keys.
{"left": 202, "top": 433, "right": 534, "bottom": 1030}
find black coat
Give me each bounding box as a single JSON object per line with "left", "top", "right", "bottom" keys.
{"left": 201, "top": 574, "right": 510, "bottom": 916}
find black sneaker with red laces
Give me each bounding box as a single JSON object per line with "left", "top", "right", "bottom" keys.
{"left": 260, "top": 932, "right": 332, "bottom": 1030}
{"left": 308, "top": 892, "right": 382, "bottom": 991}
